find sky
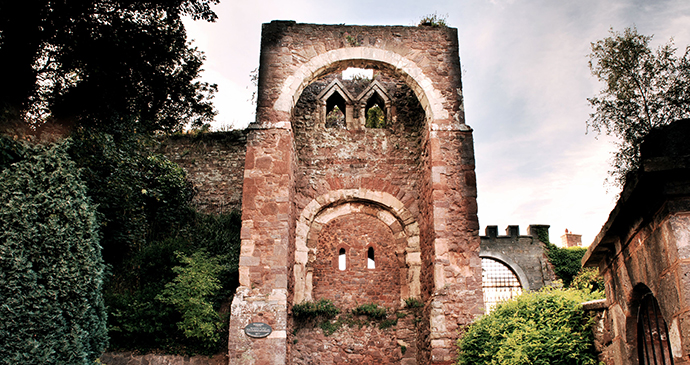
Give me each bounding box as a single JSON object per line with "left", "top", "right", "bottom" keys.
{"left": 182, "top": 0, "right": 690, "bottom": 247}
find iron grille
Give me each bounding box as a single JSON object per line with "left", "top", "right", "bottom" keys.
{"left": 481, "top": 258, "right": 522, "bottom": 312}
{"left": 638, "top": 293, "right": 674, "bottom": 365}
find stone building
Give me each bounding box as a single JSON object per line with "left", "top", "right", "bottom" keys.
{"left": 219, "top": 21, "right": 483, "bottom": 365}
{"left": 479, "top": 225, "right": 556, "bottom": 311}
{"left": 583, "top": 119, "right": 690, "bottom": 365}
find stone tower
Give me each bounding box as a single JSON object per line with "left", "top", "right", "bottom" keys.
{"left": 228, "top": 21, "right": 483, "bottom": 365}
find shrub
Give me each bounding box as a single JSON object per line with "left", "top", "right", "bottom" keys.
{"left": 157, "top": 251, "right": 225, "bottom": 349}
{"left": 457, "top": 288, "right": 598, "bottom": 365}
{"left": 0, "top": 140, "right": 107, "bottom": 364}
{"left": 404, "top": 297, "right": 424, "bottom": 309}
{"left": 352, "top": 303, "right": 388, "bottom": 320}
{"left": 293, "top": 299, "right": 340, "bottom": 320}
{"left": 571, "top": 268, "right": 605, "bottom": 298}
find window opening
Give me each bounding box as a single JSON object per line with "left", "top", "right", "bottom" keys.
{"left": 638, "top": 293, "right": 674, "bottom": 365}
{"left": 325, "top": 92, "right": 346, "bottom": 128}
{"left": 342, "top": 67, "right": 373, "bottom": 80}
{"left": 367, "top": 247, "right": 375, "bottom": 269}
{"left": 481, "top": 258, "right": 522, "bottom": 312}
{"left": 338, "top": 248, "right": 346, "bottom": 271}
{"left": 365, "top": 92, "right": 386, "bottom": 128}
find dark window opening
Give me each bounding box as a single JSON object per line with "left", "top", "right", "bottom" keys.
{"left": 339, "top": 248, "right": 346, "bottom": 271}
{"left": 367, "top": 247, "right": 375, "bottom": 269}
{"left": 365, "top": 93, "right": 386, "bottom": 128}
{"left": 638, "top": 293, "right": 674, "bottom": 365}
{"left": 326, "top": 93, "right": 346, "bottom": 129}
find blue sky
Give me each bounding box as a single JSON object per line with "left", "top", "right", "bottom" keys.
{"left": 184, "top": 0, "right": 690, "bottom": 246}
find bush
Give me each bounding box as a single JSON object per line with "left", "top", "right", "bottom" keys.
{"left": 571, "top": 268, "right": 605, "bottom": 298}
{"left": 293, "top": 299, "right": 340, "bottom": 320}
{"left": 0, "top": 140, "right": 107, "bottom": 364}
{"left": 352, "top": 303, "right": 388, "bottom": 320}
{"left": 457, "top": 288, "right": 598, "bottom": 365}
{"left": 157, "top": 251, "right": 225, "bottom": 349}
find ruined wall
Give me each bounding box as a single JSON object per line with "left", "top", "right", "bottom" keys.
{"left": 229, "top": 22, "right": 482, "bottom": 365}
{"left": 156, "top": 131, "right": 247, "bottom": 214}
{"left": 583, "top": 120, "right": 690, "bottom": 365}
{"left": 479, "top": 225, "right": 556, "bottom": 292}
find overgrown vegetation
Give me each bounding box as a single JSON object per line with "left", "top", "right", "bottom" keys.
{"left": 457, "top": 287, "right": 600, "bottom": 365}
{"left": 365, "top": 105, "right": 386, "bottom": 128}
{"left": 588, "top": 27, "right": 690, "bottom": 189}
{"left": 0, "top": 139, "right": 107, "bottom": 364}
{"left": 419, "top": 13, "right": 448, "bottom": 27}
{"left": 292, "top": 301, "right": 410, "bottom": 336}
{"left": 546, "top": 244, "right": 588, "bottom": 288}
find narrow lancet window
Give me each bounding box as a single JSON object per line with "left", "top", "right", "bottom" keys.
{"left": 367, "top": 247, "right": 375, "bottom": 269}
{"left": 339, "top": 248, "right": 346, "bottom": 271}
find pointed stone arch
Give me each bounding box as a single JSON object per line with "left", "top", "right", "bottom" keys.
{"left": 272, "top": 47, "right": 465, "bottom": 131}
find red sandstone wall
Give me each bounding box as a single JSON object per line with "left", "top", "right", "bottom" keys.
{"left": 313, "top": 213, "right": 401, "bottom": 309}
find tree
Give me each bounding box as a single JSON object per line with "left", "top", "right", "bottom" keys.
{"left": 0, "top": 0, "right": 218, "bottom": 135}
{"left": 587, "top": 27, "right": 690, "bottom": 188}
{"left": 0, "top": 139, "right": 107, "bottom": 364}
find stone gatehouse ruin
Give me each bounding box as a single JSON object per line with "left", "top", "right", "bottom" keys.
{"left": 219, "top": 21, "right": 483, "bottom": 365}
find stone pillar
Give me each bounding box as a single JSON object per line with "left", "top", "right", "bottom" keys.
{"left": 227, "top": 124, "right": 294, "bottom": 364}
{"left": 425, "top": 128, "right": 483, "bottom": 364}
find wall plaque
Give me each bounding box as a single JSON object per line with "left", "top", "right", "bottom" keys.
{"left": 244, "top": 322, "right": 272, "bottom": 338}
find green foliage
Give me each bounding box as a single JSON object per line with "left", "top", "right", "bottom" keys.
{"left": 0, "top": 0, "right": 218, "bottom": 134}
{"left": 588, "top": 27, "right": 690, "bottom": 188}
{"left": 319, "top": 320, "right": 343, "bottom": 336}
{"left": 571, "top": 268, "right": 606, "bottom": 298}
{"left": 0, "top": 140, "right": 107, "bottom": 364}
{"left": 106, "top": 211, "right": 241, "bottom": 355}
{"left": 379, "top": 318, "right": 398, "bottom": 330}
{"left": 546, "top": 244, "right": 588, "bottom": 288}
{"left": 365, "top": 105, "right": 386, "bottom": 128}
{"left": 0, "top": 135, "right": 27, "bottom": 171}
{"left": 293, "top": 299, "right": 340, "bottom": 320}
{"left": 325, "top": 106, "right": 345, "bottom": 128}
{"left": 457, "top": 288, "right": 599, "bottom": 365}
{"left": 157, "top": 251, "right": 225, "bottom": 347}
{"left": 404, "top": 297, "right": 424, "bottom": 309}
{"left": 419, "top": 13, "right": 448, "bottom": 27}
{"left": 352, "top": 303, "right": 388, "bottom": 320}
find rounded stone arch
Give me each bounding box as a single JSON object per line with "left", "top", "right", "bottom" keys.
{"left": 293, "top": 189, "right": 421, "bottom": 305}
{"left": 274, "top": 47, "right": 454, "bottom": 129}
{"left": 479, "top": 252, "right": 530, "bottom": 291}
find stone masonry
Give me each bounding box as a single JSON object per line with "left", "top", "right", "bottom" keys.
{"left": 228, "top": 22, "right": 483, "bottom": 365}
{"left": 480, "top": 225, "right": 556, "bottom": 292}
{"left": 583, "top": 119, "right": 690, "bottom": 365}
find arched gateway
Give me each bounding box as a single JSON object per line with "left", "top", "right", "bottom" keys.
{"left": 229, "top": 21, "right": 482, "bottom": 365}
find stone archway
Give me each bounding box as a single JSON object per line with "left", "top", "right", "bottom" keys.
{"left": 273, "top": 47, "right": 453, "bottom": 128}
{"left": 293, "top": 189, "right": 421, "bottom": 306}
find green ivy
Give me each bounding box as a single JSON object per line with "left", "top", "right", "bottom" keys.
{"left": 0, "top": 139, "right": 107, "bottom": 364}
{"left": 546, "top": 244, "right": 588, "bottom": 287}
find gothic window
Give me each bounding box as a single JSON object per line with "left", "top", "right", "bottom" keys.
{"left": 481, "top": 257, "right": 522, "bottom": 312}
{"left": 325, "top": 93, "right": 346, "bottom": 129}
{"left": 638, "top": 293, "right": 674, "bottom": 365}
{"left": 367, "top": 247, "right": 375, "bottom": 269}
{"left": 365, "top": 92, "right": 386, "bottom": 128}
{"left": 338, "top": 248, "right": 347, "bottom": 271}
